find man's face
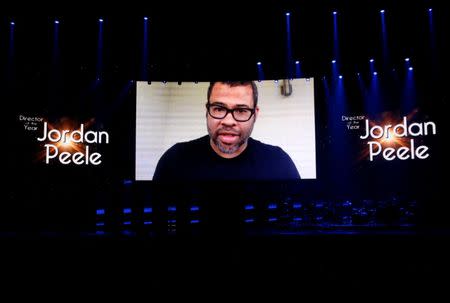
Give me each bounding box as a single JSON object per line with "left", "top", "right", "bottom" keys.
{"left": 207, "top": 83, "right": 259, "bottom": 158}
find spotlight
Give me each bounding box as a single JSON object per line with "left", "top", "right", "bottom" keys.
{"left": 428, "top": 8, "right": 432, "bottom": 12}
{"left": 405, "top": 58, "right": 410, "bottom": 62}
{"left": 144, "top": 16, "right": 148, "bottom": 21}
{"left": 295, "top": 60, "right": 300, "bottom": 64}
{"left": 408, "top": 67, "right": 413, "bottom": 71}
{"left": 333, "top": 11, "right": 337, "bottom": 15}
{"left": 10, "top": 21, "right": 15, "bottom": 26}
{"left": 339, "top": 75, "right": 343, "bottom": 79}
{"left": 286, "top": 12, "right": 290, "bottom": 16}
{"left": 331, "top": 60, "right": 336, "bottom": 64}
{"left": 54, "top": 20, "right": 59, "bottom": 24}
{"left": 380, "top": 9, "right": 385, "bottom": 14}
{"left": 373, "top": 72, "right": 378, "bottom": 75}
{"left": 99, "top": 18, "right": 104, "bottom": 23}
{"left": 369, "top": 58, "right": 374, "bottom": 63}
{"left": 257, "top": 61, "right": 262, "bottom": 66}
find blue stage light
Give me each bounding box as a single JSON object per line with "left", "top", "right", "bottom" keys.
{"left": 168, "top": 206, "right": 176, "bottom": 212}
{"left": 190, "top": 206, "right": 200, "bottom": 212}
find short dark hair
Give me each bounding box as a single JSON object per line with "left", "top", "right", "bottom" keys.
{"left": 207, "top": 81, "right": 258, "bottom": 108}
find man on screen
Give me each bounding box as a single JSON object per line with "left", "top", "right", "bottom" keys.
{"left": 153, "top": 81, "right": 300, "bottom": 181}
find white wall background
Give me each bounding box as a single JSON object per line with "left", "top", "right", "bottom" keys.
{"left": 135, "top": 79, "right": 316, "bottom": 180}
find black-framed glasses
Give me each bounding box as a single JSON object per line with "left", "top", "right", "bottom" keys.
{"left": 206, "top": 103, "right": 255, "bottom": 122}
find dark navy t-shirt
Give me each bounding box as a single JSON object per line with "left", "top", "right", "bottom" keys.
{"left": 153, "top": 135, "right": 300, "bottom": 181}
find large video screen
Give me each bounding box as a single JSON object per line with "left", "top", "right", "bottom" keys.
{"left": 135, "top": 79, "right": 316, "bottom": 181}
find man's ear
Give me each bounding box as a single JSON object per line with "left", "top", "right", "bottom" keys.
{"left": 254, "top": 106, "right": 260, "bottom": 121}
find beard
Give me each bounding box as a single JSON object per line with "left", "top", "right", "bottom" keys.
{"left": 213, "top": 133, "right": 245, "bottom": 154}
{"left": 208, "top": 122, "right": 255, "bottom": 155}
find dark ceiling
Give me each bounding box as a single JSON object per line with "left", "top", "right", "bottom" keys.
{"left": 1, "top": 0, "right": 448, "bottom": 81}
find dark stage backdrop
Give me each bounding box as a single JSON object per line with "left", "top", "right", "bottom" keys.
{"left": 2, "top": 0, "right": 449, "bottom": 233}
{"left": 4, "top": 74, "right": 448, "bottom": 232}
